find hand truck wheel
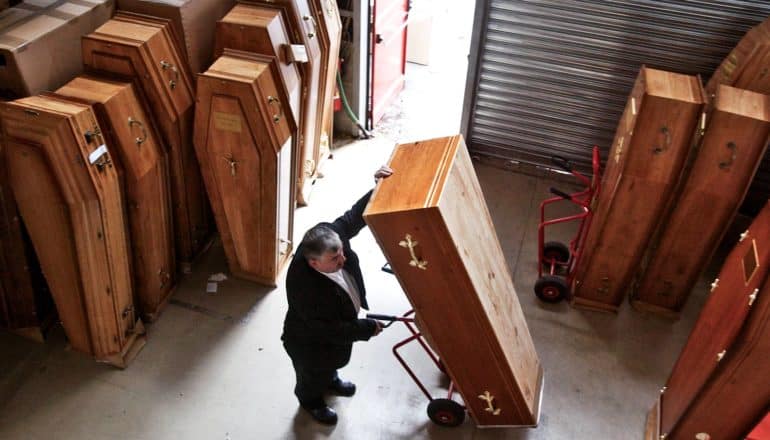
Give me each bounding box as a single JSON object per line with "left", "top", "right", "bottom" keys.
{"left": 543, "top": 241, "right": 570, "bottom": 263}
{"left": 427, "top": 398, "right": 465, "bottom": 427}
{"left": 535, "top": 275, "right": 569, "bottom": 303}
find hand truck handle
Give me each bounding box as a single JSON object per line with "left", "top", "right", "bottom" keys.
{"left": 551, "top": 155, "right": 572, "bottom": 172}
{"left": 550, "top": 187, "right": 573, "bottom": 201}
{"left": 367, "top": 313, "right": 399, "bottom": 321}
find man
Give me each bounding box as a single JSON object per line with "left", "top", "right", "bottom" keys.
{"left": 281, "top": 166, "right": 393, "bottom": 425}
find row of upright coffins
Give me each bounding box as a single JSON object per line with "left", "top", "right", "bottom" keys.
{"left": 572, "top": 64, "right": 770, "bottom": 318}
{"left": 0, "top": 0, "right": 342, "bottom": 365}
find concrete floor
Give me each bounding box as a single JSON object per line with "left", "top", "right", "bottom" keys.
{"left": 0, "top": 1, "right": 720, "bottom": 438}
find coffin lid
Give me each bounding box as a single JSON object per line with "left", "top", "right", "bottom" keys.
{"left": 365, "top": 135, "right": 463, "bottom": 215}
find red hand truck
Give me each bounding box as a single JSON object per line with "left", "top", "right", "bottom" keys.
{"left": 535, "top": 146, "right": 601, "bottom": 303}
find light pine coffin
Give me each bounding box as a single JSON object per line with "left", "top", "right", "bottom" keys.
{"left": 647, "top": 201, "right": 770, "bottom": 439}
{"left": 214, "top": 3, "right": 303, "bottom": 209}
{"left": 364, "top": 135, "right": 543, "bottom": 427}
{"left": 572, "top": 66, "right": 706, "bottom": 312}
{"left": 56, "top": 75, "right": 177, "bottom": 322}
{"left": 194, "top": 50, "right": 297, "bottom": 286}
{"left": 1, "top": 95, "right": 145, "bottom": 367}
{"left": 82, "top": 15, "right": 214, "bottom": 271}
{"left": 308, "top": 0, "right": 341, "bottom": 171}
{"left": 631, "top": 85, "right": 770, "bottom": 317}
{"left": 242, "top": 0, "right": 324, "bottom": 206}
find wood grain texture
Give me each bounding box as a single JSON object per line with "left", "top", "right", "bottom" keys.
{"left": 241, "top": 0, "right": 324, "bottom": 206}
{"left": 215, "top": 3, "right": 303, "bottom": 215}
{"left": 645, "top": 399, "right": 660, "bottom": 440}
{"left": 0, "top": 115, "right": 54, "bottom": 338}
{"left": 364, "top": 135, "right": 542, "bottom": 427}
{"left": 308, "top": 0, "right": 341, "bottom": 176}
{"left": 82, "top": 17, "right": 214, "bottom": 269}
{"left": 632, "top": 85, "right": 770, "bottom": 316}
{"left": 572, "top": 66, "right": 705, "bottom": 312}
{"left": 705, "top": 17, "right": 770, "bottom": 97}
{"left": 1, "top": 95, "right": 144, "bottom": 367}
{"left": 657, "top": 201, "right": 770, "bottom": 437}
{"left": 56, "top": 75, "right": 177, "bottom": 322}
{"left": 194, "top": 51, "right": 297, "bottom": 285}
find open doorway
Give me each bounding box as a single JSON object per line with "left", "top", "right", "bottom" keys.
{"left": 334, "top": 0, "right": 476, "bottom": 145}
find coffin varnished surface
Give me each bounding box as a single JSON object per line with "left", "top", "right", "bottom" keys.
{"left": 0, "top": 95, "right": 144, "bottom": 367}
{"left": 364, "top": 135, "right": 542, "bottom": 427}
{"left": 572, "top": 67, "right": 706, "bottom": 312}
{"left": 56, "top": 75, "right": 176, "bottom": 321}
{"left": 194, "top": 51, "right": 296, "bottom": 286}
{"left": 82, "top": 17, "right": 213, "bottom": 269}
{"left": 632, "top": 85, "right": 770, "bottom": 315}
{"left": 656, "top": 201, "right": 770, "bottom": 437}
{"left": 242, "top": 0, "right": 323, "bottom": 206}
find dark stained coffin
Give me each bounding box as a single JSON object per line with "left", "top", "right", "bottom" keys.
{"left": 308, "top": 0, "right": 341, "bottom": 173}
{"left": 364, "top": 135, "right": 543, "bottom": 427}
{"left": 631, "top": 85, "right": 770, "bottom": 317}
{"left": 572, "top": 66, "right": 706, "bottom": 312}
{"left": 194, "top": 50, "right": 297, "bottom": 286}
{"left": 0, "top": 95, "right": 145, "bottom": 367}
{"left": 214, "top": 3, "right": 303, "bottom": 209}
{"left": 82, "top": 14, "right": 214, "bottom": 271}
{"left": 56, "top": 75, "right": 176, "bottom": 322}
{"left": 646, "top": 201, "right": 770, "bottom": 439}
{"left": 243, "top": 0, "right": 324, "bottom": 206}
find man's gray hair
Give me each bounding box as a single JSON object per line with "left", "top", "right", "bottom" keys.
{"left": 301, "top": 225, "right": 342, "bottom": 260}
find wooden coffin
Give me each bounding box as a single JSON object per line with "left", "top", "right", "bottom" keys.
{"left": 647, "top": 200, "right": 770, "bottom": 439}
{"left": 705, "top": 17, "right": 770, "bottom": 97}
{"left": 364, "top": 135, "right": 543, "bottom": 427}
{"left": 56, "top": 75, "right": 176, "bottom": 322}
{"left": 0, "top": 95, "right": 145, "bottom": 367}
{"left": 116, "top": 0, "right": 237, "bottom": 74}
{"left": 82, "top": 15, "right": 214, "bottom": 271}
{"left": 308, "top": 0, "right": 341, "bottom": 169}
{"left": 214, "top": 3, "right": 303, "bottom": 211}
{"left": 194, "top": 50, "right": 297, "bottom": 286}
{"left": 242, "top": 0, "right": 324, "bottom": 206}
{"left": 572, "top": 66, "right": 706, "bottom": 312}
{"left": 631, "top": 85, "right": 770, "bottom": 317}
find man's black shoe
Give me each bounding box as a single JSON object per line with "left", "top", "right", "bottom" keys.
{"left": 328, "top": 378, "right": 356, "bottom": 397}
{"left": 304, "top": 405, "right": 338, "bottom": 425}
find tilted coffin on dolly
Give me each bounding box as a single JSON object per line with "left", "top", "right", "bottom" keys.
{"left": 364, "top": 135, "right": 543, "bottom": 427}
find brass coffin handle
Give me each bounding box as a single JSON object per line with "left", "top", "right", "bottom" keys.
{"left": 267, "top": 96, "right": 284, "bottom": 123}
{"left": 128, "top": 117, "right": 148, "bottom": 146}
{"left": 160, "top": 60, "right": 179, "bottom": 89}
{"left": 303, "top": 15, "right": 317, "bottom": 39}
{"left": 478, "top": 391, "right": 501, "bottom": 416}
{"left": 718, "top": 141, "right": 737, "bottom": 170}
{"left": 399, "top": 234, "right": 427, "bottom": 270}
{"left": 652, "top": 126, "right": 671, "bottom": 154}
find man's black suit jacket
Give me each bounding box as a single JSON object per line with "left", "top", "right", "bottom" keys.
{"left": 281, "top": 190, "right": 378, "bottom": 370}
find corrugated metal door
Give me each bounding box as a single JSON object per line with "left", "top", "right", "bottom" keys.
{"left": 463, "top": 0, "right": 770, "bottom": 211}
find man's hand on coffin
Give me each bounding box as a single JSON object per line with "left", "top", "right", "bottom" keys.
{"left": 374, "top": 165, "right": 393, "bottom": 182}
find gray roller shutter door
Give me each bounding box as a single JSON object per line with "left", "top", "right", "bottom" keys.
{"left": 463, "top": 0, "right": 770, "bottom": 213}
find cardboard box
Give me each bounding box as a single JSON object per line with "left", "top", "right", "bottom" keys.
{"left": 0, "top": 0, "right": 114, "bottom": 99}
{"left": 116, "top": 0, "right": 235, "bottom": 74}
